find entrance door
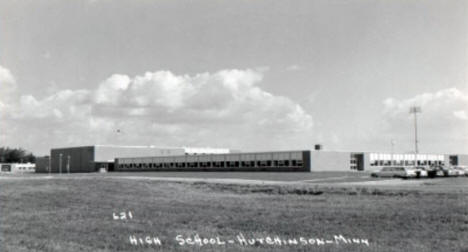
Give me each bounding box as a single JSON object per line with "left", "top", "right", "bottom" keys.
{"left": 350, "top": 153, "right": 365, "bottom": 171}
{"left": 449, "top": 155, "right": 458, "bottom": 166}
{"left": 108, "top": 163, "right": 115, "bottom": 172}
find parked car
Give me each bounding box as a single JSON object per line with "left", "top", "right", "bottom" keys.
{"left": 371, "top": 166, "right": 417, "bottom": 179}
{"left": 448, "top": 167, "right": 460, "bottom": 177}
{"left": 410, "top": 166, "right": 428, "bottom": 178}
{"left": 450, "top": 166, "right": 466, "bottom": 176}
{"left": 451, "top": 166, "right": 467, "bottom": 176}
{"left": 426, "top": 166, "right": 438, "bottom": 178}
{"left": 429, "top": 165, "right": 458, "bottom": 177}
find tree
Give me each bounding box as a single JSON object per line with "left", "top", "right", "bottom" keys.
{"left": 0, "top": 147, "right": 36, "bottom": 163}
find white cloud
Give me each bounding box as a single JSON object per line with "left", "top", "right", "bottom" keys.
{"left": 0, "top": 65, "right": 17, "bottom": 100}
{"left": 2, "top": 68, "right": 315, "bottom": 153}
{"left": 453, "top": 110, "right": 467, "bottom": 120}
{"left": 0, "top": 65, "right": 15, "bottom": 84}
{"left": 42, "top": 51, "right": 52, "bottom": 60}
{"left": 0, "top": 65, "right": 18, "bottom": 116}
{"left": 2, "top": 65, "right": 465, "bottom": 155}
{"left": 95, "top": 74, "right": 130, "bottom": 105}
{"left": 381, "top": 87, "right": 468, "bottom": 153}
{"left": 285, "top": 64, "right": 303, "bottom": 71}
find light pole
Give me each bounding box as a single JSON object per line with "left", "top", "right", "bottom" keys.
{"left": 409, "top": 106, "right": 422, "bottom": 165}
{"left": 390, "top": 139, "right": 395, "bottom": 165}
{"left": 59, "top": 153, "right": 63, "bottom": 174}
{"left": 67, "top": 155, "right": 70, "bottom": 174}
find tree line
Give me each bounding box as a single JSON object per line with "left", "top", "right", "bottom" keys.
{"left": 0, "top": 147, "right": 36, "bottom": 163}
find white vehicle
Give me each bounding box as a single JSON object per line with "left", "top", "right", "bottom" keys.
{"left": 371, "top": 166, "right": 418, "bottom": 179}
{"left": 411, "top": 166, "right": 428, "bottom": 178}
{"left": 452, "top": 166, "right": 467, "bottom": 177}
{"left": 446, "top": 167, "right": 460, "bottom": 177}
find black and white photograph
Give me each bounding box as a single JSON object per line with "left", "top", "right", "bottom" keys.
{"left": 0, "top": 0, "right": 467, "bottom": 251}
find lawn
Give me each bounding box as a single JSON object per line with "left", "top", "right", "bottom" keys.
{"left": 1, "top": 175, "right": 467, "bottom": 251}
{"left": 74, "top": 171, "right": 368, "bottom": 181}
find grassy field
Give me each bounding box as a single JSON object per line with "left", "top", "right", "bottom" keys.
{"left": 103, "top": 171, "right": 365, "bottom": 181}
{"left": 1, "top": 174, "right": 467, "bottom": 251}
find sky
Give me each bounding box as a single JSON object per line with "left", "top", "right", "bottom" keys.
{"left": 0, "top": 0, "right": 467, "bottom": 156}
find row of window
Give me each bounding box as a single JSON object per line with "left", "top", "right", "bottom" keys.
{"left": 370, "top": 160, "right": 444, "bottom": 166}
{"left": 117, "top": 160, "right": 305, "bottom": 170}
{"left": 17, "top": 167, "right": 34, "bottom": 170}
{"left": 118, "top": 151, "right": 305, "bottom": 164}
{"left": 369, "top": 153, "right": 444, "bottom": 161}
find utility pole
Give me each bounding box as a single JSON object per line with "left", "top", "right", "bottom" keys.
{"left": 59, "top": 153, "right": 63, "bottom": 174}
{"left": 409, "top": 106, "right": 422, "bottom": 165}
{"left": 67, "top": 155, "right": 70, "bottom": 174}
{"left": 390, "top": 139, "right": 395, "bottom": 165}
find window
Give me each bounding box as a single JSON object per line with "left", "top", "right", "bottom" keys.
{"left": 227, "top": 161, "right": 238, "bottom": 167}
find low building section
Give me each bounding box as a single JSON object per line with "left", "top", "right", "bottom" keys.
{"left": 35, "top": 156, "right": 50, "bottom": 173}
{"left": 447, "top": 154, "right": 468, "bottom": 166}
{"left": 301, "top": 151, "right": 467, "bottom": 172}
{"left": 50, "top": 145, "right": 233, "bottom": 173}
{"left": 365, "top": 153, "right": 446, "bottom": 172}
{"left": 47, "top": 145, "right": 468, "bottom": 173}
{"left": 311, "top": 151, "right": 354, "bottom": 171}
{"left": 115, "top": 150, "right": 311, "bottom": 172}
{"left": 51, "top": 146, "right": 95, "bottom": 173}
{"left": 0, "top": 163, "right": 35, "bottom": 173}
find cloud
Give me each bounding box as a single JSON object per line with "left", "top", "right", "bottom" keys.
{"left": 2, "top": 68, "right": 314, "bottom": 153}
{"left": 0, "top": 65, "right": 15, "bottom": 84}
{"left": 380, "top": 88, "right": 468, "bottom": 153}
{"left": 86, "top": 0, "right": 111, "bottom": 4}
{"left": 3, "top": 64, "right": 465, "bottom": 155}
{"left": 42, "top": 51, "right": 52, "bottom": 60}
{"left": 285, "top": 64, "right": 303, "bottom": 71}
{"left": 0, "top": 65, "right": 17, "bottom": 96}
{"left": 453, "top": 110, "right": 467, "bottom": 120}
{"left": 0, "top": 65, "right": 18, "bottom": 110}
